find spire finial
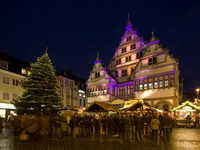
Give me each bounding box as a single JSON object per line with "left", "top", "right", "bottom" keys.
{"left": 127, "top": 12, "right": 131, "bottom": 25}
{"left": 96, "top": 53, "right": 100, "bottom": 61}
{"left": 150, "top": 31, "right": 156, "bottom": 42}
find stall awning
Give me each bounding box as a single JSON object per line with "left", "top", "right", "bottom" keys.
{"left": 85, "top": 101, "right": 119, "bottom": 112}
{"left": 120, "top": 102, "right": 157, "bottom": 112}
{"left": 171, "top": 101, "right": 200, "bottom": 112}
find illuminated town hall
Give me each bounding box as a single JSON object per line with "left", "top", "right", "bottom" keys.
{"left": 86, "top": 16, "right": 182, "bottom": 110}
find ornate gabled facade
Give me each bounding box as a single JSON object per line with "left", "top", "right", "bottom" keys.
{"left": 86, "top": 54, "right": 116, "bottom": 104}
{"left": 86, "top": 15, "right": 182, "bottom": 110}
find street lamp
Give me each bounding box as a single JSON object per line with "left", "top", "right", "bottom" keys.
{"left": 196, "top": 88, "right": 200, "bottom": 99}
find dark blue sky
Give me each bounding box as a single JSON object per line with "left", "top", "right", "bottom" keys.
{"left": 0, "top": 0, "right": 200, "bottom": 92}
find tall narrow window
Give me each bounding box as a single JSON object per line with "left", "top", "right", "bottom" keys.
{"left": 148, "top": 78, "right": 153, "bottom": 89}
{"left": 153, "top": 57, "right": 157, "bottom": 64}
{"left": 115, "top": 71, "right": 118, "bottom": 78}
{"left": 119, "top": 59, "right": 121, "bottom": 64}
{"left": 126, "top": 36, "right": 132, "bottom": 42}
{"left": 117, "top": 87, "right": 120, "bottom": 96}
{"left": 154, "top": 77, "right": 158, "bottom": 88}
{"left": 164, "top": 75, "right": 169, "bottom": 87}
{"left": 135, "top": 81, "right": 138, "bottom": 91}
{"left": 122, "top": 70, "right": 125, "bottom": 77}
{"left": 144, "top": 79, "right": 148, "bottom": 90}
{"left": 119, "top": 87, "right": 122, "bottom": 95}
{"left": 124, "top": 69, "right": 127, "bottom": 76}
{"left": 2, "top": 77, "right": 9, "bottom": 84}
{"left": 127, "top": 85, "right": 130, "bottom": 95}
{"left": 139, "top": 80, "right": 143, "bottom": 91}
{"left": 131, "top": 68, "right": 134, "bottom": 74}
{"left": 116, "top": 60, "right": 119, "bottom": 65}
{"left": 126, "top": 57, "right": 128, "bottom": 62}
{"left": 148, "top": 58, "right": 153, "bottom": 65}
{"left": 122, "top": 48, "right": 127, "bottom": 53}
{"left": 130, "top": 44, "right": 136, "bottom": 50}
{"left": 3, "top": 92, "right": 9, "bottom": 100}
{"left": 129, "top": 56, "right": 131, "bottom": 61}
{"left": 130, "top": 85, "right": 133, "bottom": 94}
{"left": 170, "top": 74, "right": 175, "bottom": 87}
{"left": 159, "top": 76, "right": 163, "bottom": 88}
{"left": 107, "top": 87, "right": 109, "bottom": 94}
{"left": 122, "top": 86, "right": 125, "bottom": 95}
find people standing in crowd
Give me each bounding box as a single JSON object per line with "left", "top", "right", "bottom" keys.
{"left": 158, "top": 113, "right": 163, "bottom": 136}
{"left": 186, "top": 115, "right": 192, "bottom": 128}
{"left": 151, "top": 115, "right": 160, "bottom": 144}
{"left": 123, "top": 115, "right": 131, "bottom": 141}
{"left": 135, "top": 113, "right": 144, "bottom": 143}
{"left": 130, "top": 113, "right": 136, "bottom": 139}
{"left": 195, "top": 114, "right": 199, "bottom": 128}
{"left": 162, "top": 113, "right": 173, "bottom": 143}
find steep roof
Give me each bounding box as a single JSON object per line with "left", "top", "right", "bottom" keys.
{"left": 85, "top": 101, "right": 119, "bottom": 112}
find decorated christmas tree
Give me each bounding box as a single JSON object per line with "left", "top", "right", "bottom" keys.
{"left": 12, "top": 48, "right": 61, "bottom": 115}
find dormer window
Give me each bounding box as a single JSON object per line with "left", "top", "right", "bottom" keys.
{"left": 121, "top": 47, "right": 127, "bottom": 53}
{"left": 95, "top": 72, "right": 100, "bottom": 78}
{"left": 122, "top": 69, "right": 127, "bottom": 77}
{"left": 148, "top": 56, "right": 157, "bottom": 65}
{"left": 136, "top": 52, "right": 143, "bottom": 59}
{"left": 130, "top": 44, "right": 136, "bottom": 50}
{"left": 126, "top": 36, "right": 132, "bottom": 42}
{"left": 0, "top": 61, "right": 8, "bottom": 70}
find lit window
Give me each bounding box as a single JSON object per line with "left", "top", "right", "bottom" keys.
{"left": 3, "top": 92, "right": 9, "bottom": 100}
{"left": 159, "top": 76, "right": 163, "bottom": 88}
{"left": 130, "top": 85, "right": 133, "bottom": 94}
{"left": 2, "top": 77, "right": 9, "bottom": 84}
{"left": 121, "top": 48, "right": 127, "bottom": 53}
{"left": 148, "top": 78, "right": 153, "bottom": 89}
{"left": 144, "top": 79, "right": 147, "bottom": 90}
{"left": 128, "top": 86, "right": 130, "bottom": 95}
{"left": 135, "top": 81, "right": 138, "bottom": 91}
{"left": 154, "top": 77, "right": 158, "bottom": 88}
{"left": 12, "top": 94, "right": 18, "bottom": 100}
{"left": 104, "top": 89, "right": 106, "bottom": 95}
{"left": 139, "top": 80, "right": 143, "bottom": 91}
{"left": 83, "top": 95, "right": 85, "bottom": 98}
{"left": 1, "top": 61, "right": 8, "bottom": 69}
{"left": 130, "top": 44, "right": 136, "bottom": 50}
{"left": 79, "top": 94, "right": 82, "bottom": 97}
{"left": 164, "top": 75, "right": 169, "bottom": 87}
{"left": 21, "top": 68, "right": 26, "bottom": 75}
{"left": 122, "top": 86, "right": 125, "bottom": 95}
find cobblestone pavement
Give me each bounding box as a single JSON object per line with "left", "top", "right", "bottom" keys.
{"left": 0, "top": 127, "right": 200, "bottom": 150}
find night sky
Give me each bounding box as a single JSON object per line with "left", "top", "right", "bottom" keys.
{"left": 0, "top": 0, "right": 200, "bottom": 92}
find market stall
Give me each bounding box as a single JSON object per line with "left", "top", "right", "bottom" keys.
{"left": 85, "top": 101, "right": 119, "bottom": 113}
{"left": 171, "top": 101, "right": 200, "bottom": 126}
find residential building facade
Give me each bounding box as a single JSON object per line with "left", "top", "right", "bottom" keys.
{"left": 0, "top": 51, "right": 30, "bottom": 118}
{"left": 58, "top": 70, "right": 87, "bottom": 109}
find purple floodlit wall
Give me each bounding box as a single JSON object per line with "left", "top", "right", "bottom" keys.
{"left": 146, "top": 40, "right": 159, "bottom": 46}
{"left": 94, "top": 60, "right": 101, "bottom": 65}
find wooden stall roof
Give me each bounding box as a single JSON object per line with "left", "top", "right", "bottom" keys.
{"left": 171, "top": 101, "right": 200, "bottom": 112}
{"left": 85, "top": 101, "right": 119, "bottom": 112}
{"left": 120, "top": 102, "right": 157, "bottom": 112}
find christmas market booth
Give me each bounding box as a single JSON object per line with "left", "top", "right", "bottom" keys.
{"left": 170, "top": 101, "right": 200, "bottom": 126}
{"left": 120, "top": 100, "right": 161, "bottom": 114}
{"left": 85, "top": 102, "right": 119, "bottom": 114}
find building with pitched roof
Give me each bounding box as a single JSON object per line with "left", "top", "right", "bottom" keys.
{"left": 86, "top": 15, "right": 183, "bottom": 110}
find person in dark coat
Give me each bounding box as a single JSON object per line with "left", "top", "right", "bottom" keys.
{"left": 162, "top": 113, "right": 173, "bottom": 143}
{"left": 135, "top": 113, "right": 144, "bottom": 143}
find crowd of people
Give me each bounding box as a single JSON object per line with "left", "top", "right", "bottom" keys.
{"left": 6, "top": 111, "right": 174, "bottom": 143}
